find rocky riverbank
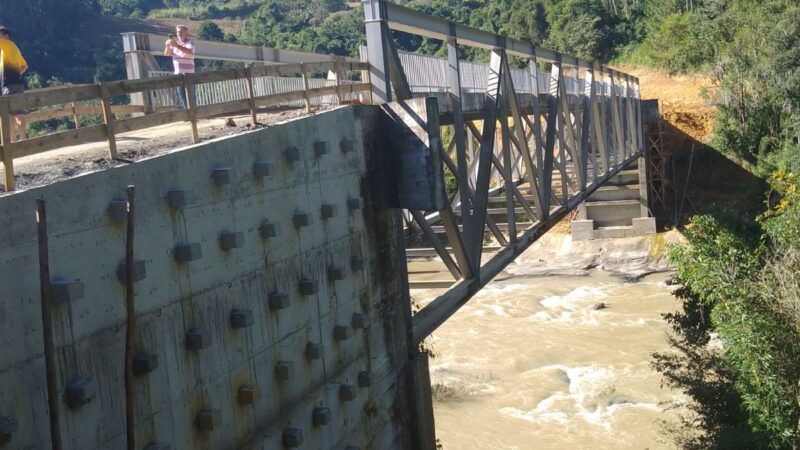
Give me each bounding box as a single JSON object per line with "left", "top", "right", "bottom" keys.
{"left": 501, "top": 230, "right": 685, "bottom": 281}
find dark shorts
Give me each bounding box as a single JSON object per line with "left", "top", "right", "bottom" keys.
{"left": 1, "top": 84, "right": 24, "bottom": 96}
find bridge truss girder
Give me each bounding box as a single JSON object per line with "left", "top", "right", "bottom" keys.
{"left": 363, "top": 0, "right": 645, "bottom": 345}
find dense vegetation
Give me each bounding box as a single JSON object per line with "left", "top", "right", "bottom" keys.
{"left": 657, "top": 178, "right": 800, "bottom": 449}
{"left": 3, "top": 1, "right": 800, "bottom": 447}
{"left": 644, "top": 2, "right": 800, "bottom": 448}
{"left": 0, "top": 0, "right": 122, "bottom": 84}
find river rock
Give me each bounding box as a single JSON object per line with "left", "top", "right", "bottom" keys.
{"left": 512, "top": 229, "right": 685, "bottom": 280}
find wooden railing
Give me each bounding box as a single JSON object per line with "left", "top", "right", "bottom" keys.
{"left": 0, "top": 60, "right": 371, "bottom": 191}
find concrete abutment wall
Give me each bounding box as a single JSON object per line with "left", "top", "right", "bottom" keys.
{"left": 0, "top": 107, "right": 433, "bottom": 449}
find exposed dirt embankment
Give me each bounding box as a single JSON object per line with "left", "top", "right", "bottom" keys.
{"left": 617, "top": 65, "right": 716, "bottom": 143}
{"left": 660, "top": 106, "right": 715, "bottom": 143}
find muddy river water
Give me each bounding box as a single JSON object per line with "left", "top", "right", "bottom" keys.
{"left": 419, "top": 266, "right": 684, "bottom": 449}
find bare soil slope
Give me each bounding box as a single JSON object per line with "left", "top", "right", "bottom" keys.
{"left": 617, "top": 65, "right": 715, "bottom": 143}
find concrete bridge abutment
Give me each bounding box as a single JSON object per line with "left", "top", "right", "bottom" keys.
{"left": 0, "top": 106, "right": 435, "bottom": 450}
{"left": 571, "top": 100, "right": 660, "bottom": 241}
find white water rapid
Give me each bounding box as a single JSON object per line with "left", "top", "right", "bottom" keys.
{"left": 417, "top": 233, "right": 686, "bottom": 449}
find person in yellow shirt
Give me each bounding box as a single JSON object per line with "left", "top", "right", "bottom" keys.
{"left": 0, "top": 26, "right": 28, "bottom": 142}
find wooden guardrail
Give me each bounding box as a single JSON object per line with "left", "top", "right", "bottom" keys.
{"left": 0, "top": 60, "right": 371, "bottom": 191}
{"left": 23, "top": 104, "right": 147, "bottom": 125}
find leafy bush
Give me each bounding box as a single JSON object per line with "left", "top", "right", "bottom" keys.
{"left": 668, "top": 210, "right": 762, "bottom": 306}
{"left": 664, "top": 200, "right": 800, "bottom": 448}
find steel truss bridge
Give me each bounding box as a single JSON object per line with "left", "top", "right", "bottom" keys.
{"left": 362, "top": 0, "right": 645, "bottom": 345}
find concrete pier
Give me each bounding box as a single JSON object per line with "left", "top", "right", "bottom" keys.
{"left": 572, "top": 157, "right": 656, "bottom": 240}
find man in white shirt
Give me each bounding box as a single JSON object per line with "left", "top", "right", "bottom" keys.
{"left": 164, "top": 25, "right": 196, "bottom": 108}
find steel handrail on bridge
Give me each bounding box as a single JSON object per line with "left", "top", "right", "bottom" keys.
{"left": 395, "top": 49, "right": 624, "bottom": 98}
{"left": 362, "top": 0, "right": 644, "bottom": 344}
{"left": 0, "top": 60, "right": 370, "bottom": 191}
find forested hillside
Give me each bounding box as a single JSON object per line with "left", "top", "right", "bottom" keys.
{"left": 4, "top": 1, "right": 800, "bottom": 448}
{"left": 0, "top": 0, "right": 121, "bottom": 85}
{"left": 0, "top": 1, "right": 709, "bottom": 84}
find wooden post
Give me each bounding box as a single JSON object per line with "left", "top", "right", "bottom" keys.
{"left": 123, "top": 186, "right": 136, "bottom": 450}
{"left": 358, "top": 48, "right": 374, "bottom": 105}
{"left": 36, "top": 199, "right": 63, "bottom": 450}
{"left": 183, "top": 75, "right": 200, "bottom": 143}
{"left": 333, "top": 57, "right": 343, "bottom": 106}
{"left": 0, "top": 98, "right": 15, "bottom": 191}
{"left": 245, "top": 66, "right": 258, "bottom": 126}
{"left": 300, "top": 63, "right": 312, "bottom": 113}
{"left": 70, "top": 102, "right": 81, "bottom": 129}
{"left": 98, "top": 84, "right": 118, "bottom": 160}
{"left": 365, "top": 68, "right": 374, "bottom": 105}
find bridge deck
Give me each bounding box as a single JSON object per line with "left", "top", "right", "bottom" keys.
{"left": 0, "top": 107, "right": 326, "bottom": 194}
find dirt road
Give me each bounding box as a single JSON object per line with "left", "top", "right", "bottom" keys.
{"left": 1, "top": 106, "right": 331, "bottom": 195}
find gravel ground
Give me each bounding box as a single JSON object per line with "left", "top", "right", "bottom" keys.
{"left": 1, "top": 106, "right": 333, "bottom": 195}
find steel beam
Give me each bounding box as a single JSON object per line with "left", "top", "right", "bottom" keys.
{"left": 501, "top": 56, "right": 544, "bottom": 220}
{"left": 410, "top": 210, "right": 461, "bottom": 280}
{"left": 371, "top": 0, "right": 648, "bottom": 347}
{"left": 468, "top": 49, "right": 504, "bottom": 272}
{"left": 499, "top": 94, "right": 517, "bottom": 243}
{"left": 581, "top": 65, "right": 596, "bottom": 181}
{"left": 411, "top": 149, "right": 645, "bottom": 343}
{"left": 542, "top": 62, "right": 560, "bottom": 213}
{"left": 361, "top": 0, "right": 634, "bottom": 80}
{"left": 441, "top": 148, "right": 508, "bottom": 246}
{"left": 364, "top": 2, "right": 393, "bottom": 103}
{"left": 447, "top": 35, "right": 477, "bottom": 273}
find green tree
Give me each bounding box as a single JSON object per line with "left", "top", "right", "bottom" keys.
{"left": 469, "top": 0, "right": 549, "bottom": 45}
{"left": 0, "top": 0, "right": 126, "bottom": 83}
{"left": 197, "top": 21, "right": 224, "bottom": 41}
{"left": 664, "top": 207, "right": 800, "bottom": 448}
{"left": 544, "top": 0, "right": 616, "bottom": 61}
{"left": 713, "top": 1, "right": 800, "bottom": 163}
{"left": 312, "top": 9, "right": 365, "bottom": 56}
